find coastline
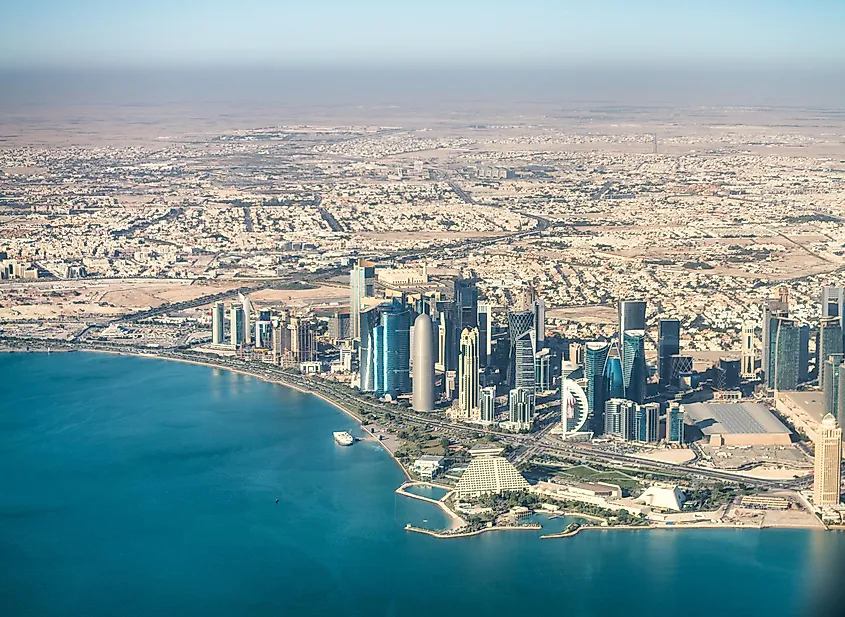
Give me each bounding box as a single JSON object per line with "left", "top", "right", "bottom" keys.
{"left": 3, "top": 347, "right": 832, "bottom": 539}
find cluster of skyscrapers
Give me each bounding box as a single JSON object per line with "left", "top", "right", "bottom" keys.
{"left": 348, "top": 258, "right": 548, "bottom": 428}
{"left": 210, "top": 293, "right": 318, "bottom": 366}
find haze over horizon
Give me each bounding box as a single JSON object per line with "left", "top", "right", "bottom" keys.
{"left": 2, "top": 0, "right": 844, "bottom": 70}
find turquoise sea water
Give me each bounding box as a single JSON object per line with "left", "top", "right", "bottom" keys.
{"left": 1, "top": 352, "right": 844, "bottom": 617}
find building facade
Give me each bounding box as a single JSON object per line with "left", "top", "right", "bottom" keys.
{"left": 458, "top": 327, "right": 480, "bottom": 419}
{"left": 667, "top": 403, "right": 685, "bottom": 444}
{"left": 412, "top": 313, "right": 435, "bottom": 413}
{"left": 813, "top": 414, "right": 843, "bottom": 507}
{"left": 350, "top": 258, "right": 375, "bottom": 340}
{"left": 212, "top": 301, "right": 225, "bottom": 345}
{"left": 658, "top": 319, "right": 680, "bottom": 387}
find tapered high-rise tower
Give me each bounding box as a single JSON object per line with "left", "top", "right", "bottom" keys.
{"left": 412, "top": 313, "right": 435, "bottom": 412}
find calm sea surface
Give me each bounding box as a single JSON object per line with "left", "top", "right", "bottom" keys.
{"left": 1, "top": 352, "right": 844, "bottom": 617}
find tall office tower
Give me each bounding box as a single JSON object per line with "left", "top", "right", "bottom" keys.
{"left": 823, "top": 355, "right": 844, "bottom": 419}
{"left": 762, "top": 297, "right": 789, "bottom": 379}
{"left": 480, "top": 386, "right": 497, "bottom": 423}
{"left": 813, "top": 414, "right": 843, "bottom": 506}
{"left": 212, "top": 301, "right": 225, "bottom": 345}
{"left": 507, "top": 310, "right": 535, "bottom": 389}
{"left": 799, "top": 324, "right": 810, "bottom": 383}
{"left": 618, "top": 300, "right": 647, "bottom": 339}
{"left": 741, "top": 321, "right": 756, "bottom": 378}
{"left": 534, "top": 348, "right": 552, "bottom": 391}
{"left": 328, "top": 310, "right": 352, "bottom": 341}
{"left": 255, "top": 320, "right": 273, "bottom": 349}
{"left": 358, "top": 306, "right": 381, "bottom": 392}
{"left": 239, "top": 293, "right": 253, "bottom": 345}
{"left": 229, "top": 305, "right": 245, "bottom": 347}
{"left": 658, "top": 319, "right": 680, "bottom": 387}
{"left": 412, "top": 313, "right": 435, "bottom": 412}
{"left": 458, "top": 328, "right": 481, "bottom": 419}
{"left": 604, "top": 398, "right": 636, "bottom": 439}
{"left": 768, "top": 317, "right": 800, "bottom": 391}
{"left": 435, "top": 299, "right": 460, "bottom": 373}
{"left": 569, "top": 342, "right": 584, "bottom": 366}
{"left": 778, "top": 286, "right": 790, "bottom": 306}
{"left": 379, "top": 302, "right": 412, "bottom": 398}
{"left": 622, "top": 330, "right": 647, "bottom": 403}
{"left": 618, "top": 300, "right": 646, "bottom": 387}
{"left": 667, "top": 403, "right": 685, "bottom": 444}
{"left": 434, "top": 317, "right": 448, "bottom": 372}
{"left": 258, "top": 309, "right": 271, "bottom": 322}
{"left": 477, "top": 301, "right": 493, "bottom": 367}
{"left": 585, "top": 341, "right": 611, "bottom": 433}
{"left": 350, "top": 258, "right": 376, "bottom": 340}
{"left": 508, "top": 387, "right": 535, "bottom": 429}
{"left": 605, "top": 354, "right": 624, "bottom": 400}
{"left": 532, "top": 296, "right": 546, "bottom": 351}
{"left": 635, "top": 402, "right": 660, "bottom": 443}
{"left": 821, "top": 286, "right": 845, "bottom": 324}
{"left": 819, "top": 316, "right": 844, "bottom": 389}
{"left": 289, "top": 317, "right": 317, "bottom": 363}
{"left": 455, "top": 278, "right": 479, "bottom": 333}
{"left": 272, "top": 316, "right": 291, "bottom": 364}
{"left": 717, "top": 358, "right": 741, "bottom": 391}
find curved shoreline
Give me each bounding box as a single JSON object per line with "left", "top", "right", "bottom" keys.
{"left": 67, "top": 348, "right": 414, "bottom": 481}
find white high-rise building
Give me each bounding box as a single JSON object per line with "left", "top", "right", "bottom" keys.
{"left": 212, "top": 301, "right": 225, "bottom": 345}
{"left": 814, "top": 413, "right": 843, "bottom": 507}
{"left": 230, "top": 305, "right": 245, "bottom": 347}
{"left": 741, "top": 321, "right": 755, "bottom": 378}
{"left": 239, "top": 293, "right": 253, "bottom": 345}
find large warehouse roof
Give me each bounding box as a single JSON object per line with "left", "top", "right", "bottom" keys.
{"left": 683, "top": 402, "right": 790, "bottom": 436}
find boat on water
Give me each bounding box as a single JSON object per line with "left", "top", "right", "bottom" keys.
{"left": 333, "top": 431, "right": 354, "bottom": 446}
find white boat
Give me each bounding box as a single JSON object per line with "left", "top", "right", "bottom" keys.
{"left": 333, "top": 431, "right": 354, "bottom": 446}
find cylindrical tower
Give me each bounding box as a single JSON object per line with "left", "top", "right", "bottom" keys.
{"left": 412, "top": 313, "right": 435, "bottom": 412}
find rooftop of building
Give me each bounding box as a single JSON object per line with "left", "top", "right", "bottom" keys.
{"left": 683, "top": 402, "right": 791, "bottom": 436}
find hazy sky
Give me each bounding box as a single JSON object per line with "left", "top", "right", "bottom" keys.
{"left": 1, "top": 0, "right": 844, "bottom": 68}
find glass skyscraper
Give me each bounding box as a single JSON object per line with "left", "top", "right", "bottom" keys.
{"left": 667, "top": 403, "right": 685, "bottom": 444}
{"left": 350, "top": 258, "right": 375, "bottom": 340}
{"left": 585, "top": 341, "right": 611, "bottom": 434}
{"left": 823, "top": 354, "right": 844, "bottom": 419}
{"left": 622, "top": 330, "right": 647, "bottom": 403}
{"left": 819, "top": 316, "right": 843, "bottom": 389}
{"left": 635, "top": 402, "right": 660, "bottom": 443}
{"left": 508, "top": 310, "right": 535, "bottom": 389}
{"left": 658, "top": 319, "right": 680, "bottom": 386}
{"left": 768, "top": 317, "right": 799, "bottom": 391}
{"left": 605, "top": 355, "right": 624, "bottom": 400}
{"left": 380, "top": 303, "right": 412, "bottom": 398}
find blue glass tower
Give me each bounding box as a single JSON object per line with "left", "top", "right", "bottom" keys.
{"left": 605, "top": 355, "right": 624, "bottom": 400}
{"left": 379, "top": 301, "right": 412, "bottom": 397}
{"left": 622, "top": 330, "right": 647, "bottom": 404}
{"left": 585, "top": 341, "right": 611, "bottom": 434}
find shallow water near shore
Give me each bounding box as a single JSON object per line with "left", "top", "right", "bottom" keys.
{"left": 1, "top": 352, "right": 844, "bottom": 617}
